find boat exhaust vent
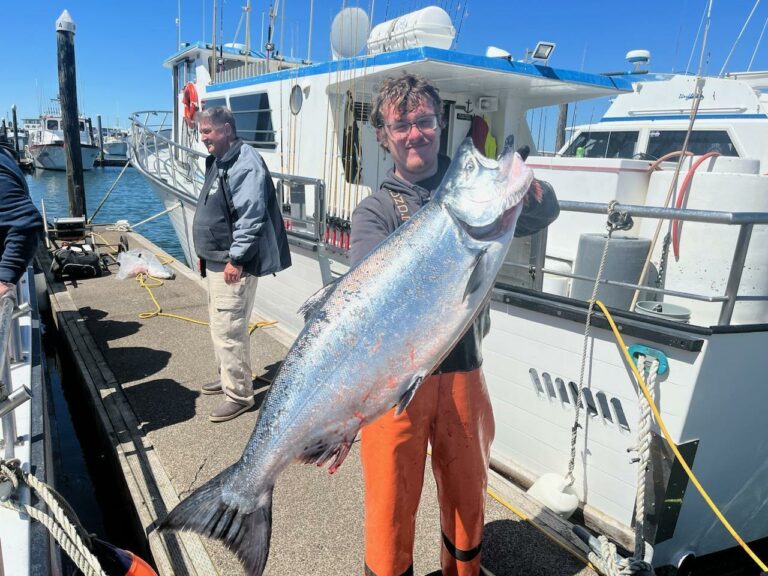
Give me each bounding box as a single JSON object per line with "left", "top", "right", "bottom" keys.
{"left": 529, "top": 368, "right": 631, "bottom": 433}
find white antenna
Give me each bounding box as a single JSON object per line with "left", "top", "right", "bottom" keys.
{"left": 176, "top": 0, "right": 181, "bottom": 49}
{"left": 720, "top": 0, "right": 762, "bottom": 76}
{"left": 748, "top": 14, "right": 768, "bottom": 70}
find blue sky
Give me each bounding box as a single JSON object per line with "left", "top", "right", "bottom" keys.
{"left": 3, "top": 1, "right": 767, "bottom": 138}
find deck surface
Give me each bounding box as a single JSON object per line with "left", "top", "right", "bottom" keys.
{"left": 41, "top": 228, "right": 597, "bottom": 576}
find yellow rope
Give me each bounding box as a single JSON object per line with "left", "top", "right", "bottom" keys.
{"left": 594, "top": 299, "right": 768, "bottom": 572}
{"left": 134, "top": 271, "right": 277, "bottom": 334}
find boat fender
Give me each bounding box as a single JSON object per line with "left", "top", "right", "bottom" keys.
{"left": 182, "top": 82, "right": 199, "bottom": 128}
{"left": 91, "top": 538, "right": 158, "bottom": 576}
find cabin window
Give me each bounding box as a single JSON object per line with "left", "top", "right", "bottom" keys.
{"left": 79, "top": 121, "right": 86, "bottom": 132}
{"left": 230, "top": 93, "right": 276, "bottom": 149}
{"left": 646, "top": 130, "right": 738, "bottom": 159}
{"left": 202, "top": 98, "right": 227, "bottom": 110}
{"left": 564, "top": 131, "right": 638, "bottom": 159}
{"left": 176, "top": 60, "right": 196, "bottom": 91}
{"left": 46, "top": 120, "right": 59, "bottom": 130}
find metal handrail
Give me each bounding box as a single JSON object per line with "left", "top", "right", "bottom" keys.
{"left": 130, "top": 111, "right": 326, "bottom": 241}
{"left": 0, "top": 277, "right": 32, "bottom": 460}
{"left": 527, "top": 201, "right": 768, "bottom": 325}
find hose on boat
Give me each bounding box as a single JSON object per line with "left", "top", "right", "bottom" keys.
{"left": 595, "top": 299, "right": 768, "bottom": 573}
{"left": 670, "top": 151, "right": 720, "bottom": 260}
{"left": 645, "top": 150, "right": 694, "bottom": 172}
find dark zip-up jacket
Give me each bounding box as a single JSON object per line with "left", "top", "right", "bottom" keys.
{"left": 193, "top": 139, "right": 291, "bottom": 277}
{"left": 350, "top": 154, "right": 558, "bottom": 374}
{"left": 0, "top": 146, "right": 43, "bottom": 284}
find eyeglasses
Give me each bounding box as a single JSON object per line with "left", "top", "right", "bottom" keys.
{"left": 383, "top": 114, "right": 439, "bottom": 137}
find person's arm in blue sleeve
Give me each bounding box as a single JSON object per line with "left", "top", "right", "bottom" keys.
{"left": 0, "top": 168, "right": 43, "bottom": 295}
{"left": 227, "top": 161, "right": 267, "bottom": 266}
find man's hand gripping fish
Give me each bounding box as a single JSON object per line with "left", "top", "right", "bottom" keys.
{"left": 159, "top": 139, "right": 535, "bottom": 575}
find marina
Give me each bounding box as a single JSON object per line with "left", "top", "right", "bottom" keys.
{"left": 3, "top": 1, "right": 768, "bottom": 575}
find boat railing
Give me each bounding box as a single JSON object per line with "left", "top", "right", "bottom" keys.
{"left": 129, "top": 110, "right": 326, "bottom": 245}
{"left": 130, "top": 111, "right": 207, "bottom": 200}
{"left": 0, "top": 269, "right": 33, "bottom": 460}
{"left": 501, "top": 201, "right": 768, "bottom": 326}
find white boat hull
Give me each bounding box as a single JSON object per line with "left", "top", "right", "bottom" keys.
{"left": 28, "top": 143, "right": 99, "bottom": 171}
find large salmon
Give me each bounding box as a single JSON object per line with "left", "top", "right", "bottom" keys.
{"left": 159, "top": 139, "right": 534, "bottom": 575}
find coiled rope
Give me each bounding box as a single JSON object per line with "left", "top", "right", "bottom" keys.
{"left": 0, "top": 459, "right": 107, "bottom": 576}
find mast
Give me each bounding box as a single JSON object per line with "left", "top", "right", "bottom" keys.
{"left": 211, "top": 0, "right": 217, "bottom": 83}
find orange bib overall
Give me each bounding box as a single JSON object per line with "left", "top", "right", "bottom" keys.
{"left": 362, "top": 368, "right": 495, "bottom": 576}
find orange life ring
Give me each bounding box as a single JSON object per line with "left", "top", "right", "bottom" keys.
{"left": 182, "top": 82, "right": 199, "bottom": 127}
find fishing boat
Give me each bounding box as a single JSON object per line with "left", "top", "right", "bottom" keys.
{"left": 98, "top": 128, "right": 130, "bottom": 160}
{"left": 27, "top": 113, "right": 100, "bottom": 171}
{"left": 130, "top": 4, "right": 768, "bottom": 573}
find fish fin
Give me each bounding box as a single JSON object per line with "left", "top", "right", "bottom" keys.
{"left": 299, "top": 438, "right": 354, "bottom": 473}
{"left": 159, "top": 467, "right": 274, "bottom": 576}
{"left": 297, "top": 280, "right": 338, "bottom": 322}
{"left": 395, "top": 372, "right": 427, "bottom": 416}
{"left": 463, "top": 248, "right": 489, "bottom": 302}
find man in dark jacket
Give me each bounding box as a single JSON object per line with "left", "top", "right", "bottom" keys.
{"left": 192, "top": 106, "right": 291, "bottom": 422}
{"left": 350, "top": 73, "right": 558, "bottom": 576}
{"left": 0, "top": 141, "right": 43, "bottom": 300}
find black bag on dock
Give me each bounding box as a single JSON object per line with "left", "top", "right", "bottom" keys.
{"left": 52, "top": 247, "right": 103, "bottom": 279}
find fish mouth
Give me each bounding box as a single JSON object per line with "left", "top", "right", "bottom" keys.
{"left": 456, "top": 202, "right": 522, "bottom": 240}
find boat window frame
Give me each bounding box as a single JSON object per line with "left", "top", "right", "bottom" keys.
{"left": 229, "top": 92, "right": 277, "bottom": 149}
{"left": 645, "top": 129, "right": 739, "bottom": 159}
{"left": 563, "top": 129, "right": 640, "bottom": 159}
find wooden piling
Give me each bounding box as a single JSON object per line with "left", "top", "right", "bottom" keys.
{"left": 96, "top": 114, "right": 104, "bottom": 163}
{"left": 11, "top": 105, "right": 20, "bottom": 160}
{"left": 55, "top": 10, "right": 86, "bottom": 219}
{"left": 556, "top": 103, "right": 568, "bottom": 153}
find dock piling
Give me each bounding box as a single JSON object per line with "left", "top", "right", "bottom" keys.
{"left": 55, "top": 9, "right": 86, "bottom": 219}
{"left": 11, "top": 105, "right": 20, "bottom": 160}
{"left": 96, "top": 114, "right": 104, "bottom": 163}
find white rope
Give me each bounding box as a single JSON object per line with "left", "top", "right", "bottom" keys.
{"left": 584, "top": 357, "right": 659, "bottom": 576}
{"left": 105, "top": 201, "right": 182, "bottom": 232}
{"left": 0, "top": 460, "right": 107, "bottom": 576}
{"left": 565, "top": 201, "right": 617, "bottom": 486}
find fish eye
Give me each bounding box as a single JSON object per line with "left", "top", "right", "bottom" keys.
{"left": 464, "top": 159, "right": 476, "bottom": 173}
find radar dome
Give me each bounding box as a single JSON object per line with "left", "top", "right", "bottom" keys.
{"left": 331, "top": 7, "right": 371, "bottom": 59}
{"left": 626, "top": 49, "right": 651, "bottom": 66}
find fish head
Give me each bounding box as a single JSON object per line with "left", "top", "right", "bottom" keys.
{"left": 437, "top": 138, "right": 533, "bottom": 239}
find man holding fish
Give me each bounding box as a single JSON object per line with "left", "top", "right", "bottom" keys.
{"left": 351, "top": 73, "right": 558, "bottom": 576}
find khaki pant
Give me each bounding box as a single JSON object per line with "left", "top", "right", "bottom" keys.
{"left": 206, "top": 262, "right": 258, "bottom": 406}
{"left": 362, "top": 368, "right": 494, "bottom": 576}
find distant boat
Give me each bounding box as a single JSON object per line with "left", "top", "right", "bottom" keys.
{"left": 97, "top": 127, "right": 129, "bottom": 160}
{"left": 27, "top": 113, "right": 99, "bottom": 170}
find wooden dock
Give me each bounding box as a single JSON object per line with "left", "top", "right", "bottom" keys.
{"left": 38, "top": 227, "right": 597, "bottom": 576}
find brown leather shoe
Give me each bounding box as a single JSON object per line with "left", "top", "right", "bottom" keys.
{"left": 209, "top": 400, "right": 252, "bottom": 422}
{"left": 201, "top": 381, "right": 223, "bottom": 395}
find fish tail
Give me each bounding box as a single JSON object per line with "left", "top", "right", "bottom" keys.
{"left": 159, "top": 467, "right": 274, "bottom": 576}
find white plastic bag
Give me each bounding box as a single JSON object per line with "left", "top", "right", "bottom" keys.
{"left": 115, "top": 249, "right": 173, "bottom": 280}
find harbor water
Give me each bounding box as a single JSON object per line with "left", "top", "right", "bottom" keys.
{"left": 26, "top": 165, "right": 185, "bottom": 261}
